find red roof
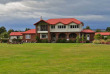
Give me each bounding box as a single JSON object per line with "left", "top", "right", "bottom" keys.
{"left": 10, "top": 32, "right": 23, "bottom": 36}
{"left": 95, "top": 32, "right": 110, "bottom": 36}
{"left": 81, "top": 29, "right": 95, "bottom": 33}
{"left": 22, "top": 29, "right": 36, "bottom": 34}
{"left": 34, "top": 18, "right": 83, "bottom": 25}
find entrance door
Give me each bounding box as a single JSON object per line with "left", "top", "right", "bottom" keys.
{"left": 51, "top": 33, "right": 56, "bottom": 42}
{"left": 87, "top": 34, "right": 90, "bottom": 40}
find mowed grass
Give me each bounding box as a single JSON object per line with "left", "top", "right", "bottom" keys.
{"left": 0, "top": 43, "right": 110, "bottom": 74}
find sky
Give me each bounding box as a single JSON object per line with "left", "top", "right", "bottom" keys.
{"left": 0, "top": 0, "right": 110, "bottom": 31}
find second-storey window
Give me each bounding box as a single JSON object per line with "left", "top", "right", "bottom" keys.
{"left": 58, "top": 25, "right": 66, "bottom": 29}
{"left": 70, "top": 25, "right": 79, "bottom": 28}
{"left": 25, "top": 34, "right": 31, "bottom": 39}
{"left": 40, "top": 25, "right": 48, "bottom": 31}
{"left": 51, "top": 25, "right": 55, "bottom": 29}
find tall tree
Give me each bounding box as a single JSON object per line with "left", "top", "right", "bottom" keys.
{"left": 106, "top": 27, "right": 110, "bottom": 32}
{"left": 8, "top": 29, "right": 14, "bottom": 34}
{"left": 0, "top": 26, "right": 7, "bottom": 34}
{"left": 86, "top": 26, "right": 90, "bottom": 29}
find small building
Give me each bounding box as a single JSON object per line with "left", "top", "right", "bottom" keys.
{"left": 9, "top": 32, "right": 23, "bottom": 42}
{"left": 9, "top": 29, "right": 36, "bottom": 42}
{"left": 95, "top": 32, "right": 110, "bottom": 38}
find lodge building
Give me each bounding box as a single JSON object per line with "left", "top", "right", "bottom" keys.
{"left": 10, "top": 18, "right": 96, "bottom": 43}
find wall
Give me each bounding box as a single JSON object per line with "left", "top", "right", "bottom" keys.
{"left": 22, "top": 34, "right": 36, "bottom": 42}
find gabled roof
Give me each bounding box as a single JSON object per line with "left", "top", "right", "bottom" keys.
{"left": 10, "top": 29, "right": 36, "bottom": 36}
{"left": 34, "top": 18, "right": 83, "bottom": 25}
{"left": 34, "top": 20, "right": 50, "bottom": 25}
{"left": 81, "top": 29, "right": 95, "bottom": 33}
{"left": 95, "top": 32, "right": 110, "bottom": 36}
{"left": 10, "top": 32, "right": 23, "bottom": 36}
{"left": 22, "top": 29, "right": 36, "bottom": 34}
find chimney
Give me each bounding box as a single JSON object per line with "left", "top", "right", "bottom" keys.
{"left": 40, "top": 16, "right": 43, "bottom": 20}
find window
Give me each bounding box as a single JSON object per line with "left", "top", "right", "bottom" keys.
{"left": 69, "top": 33, "right": 77, "bottom": 38}
{"left": 41, "top": 34, "right": 47, "bottom": 38}
{"left": 70, "top": 25, "right": 79, "bottom": 28}
{"left": 42, "top": 35, "right": 46, "bottom": 38}
{"left": 51, "top": 25, "right": 55, "bottom": 29}
{"left": 58, "top": 25, "right": 66, "bottom": 29}
{"left": 40, "top": 25, "right": 48, "bottom": 31}
{"left": 25, "top": 35, "right": 31, "bottom": 39}
{"left": 77, "top": 25, "right": 79, "bottom": 28}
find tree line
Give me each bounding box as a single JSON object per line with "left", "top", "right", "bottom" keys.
{"left": 0, "top": 26, "right": 30, "bottom": 39}
{"left": 0, "top": 26, "right": 110, "bottom": 39}
{"left": 85, "top": 26, "right": 110, "bottom": 32}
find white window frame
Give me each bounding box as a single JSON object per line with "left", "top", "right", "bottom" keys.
{"left": 40, "top": 34, "right": 48, "bottom": 39}
{"left": 25, "top": 34, "right": 31, "bottom": 39}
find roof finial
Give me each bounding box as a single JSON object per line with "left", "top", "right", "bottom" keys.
{"left": 40, "top": 16, "right": 43, "bottom": 20}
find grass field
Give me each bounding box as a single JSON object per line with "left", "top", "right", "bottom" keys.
{"left": 0, "top": 43, "right": 110, "bottom": 74}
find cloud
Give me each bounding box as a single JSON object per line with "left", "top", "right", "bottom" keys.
{"left": 0, "top": 0, "right": 110, "bottom": 30}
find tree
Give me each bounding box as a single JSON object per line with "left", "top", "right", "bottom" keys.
{"left": 36, "top": 36, "right": 41, "bottom": 43}
{"left": 82, "top": 34, "right": 85, "bottom": 41}
{"left": 76, "top": 36, "right": 80, "bottom": 43}
{"left": 106, "top": 27, "right": 110, "bottom": 32}
{"left": 0, "top": 26, "right": 6, "bottom": 34}
{"left": 86, "top": 26, "right": 90, "bottom": 29}
{"left": 94, "top": 34, "right": 102, "bottom": 40}
{"left": 8, "top": 29, "right": 14, "bottom": 34}
{"left": 25, "top": 28, "right": 30, "bottom": 31}
{"left": 96, "top": 29, "right": 101, "bottom": 32}
{"left": 0, "top": 32, "right": 9, "bottom": 38}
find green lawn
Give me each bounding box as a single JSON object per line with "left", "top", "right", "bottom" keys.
{"left": 0, "top": 43, "right": 110, "bottom": 74}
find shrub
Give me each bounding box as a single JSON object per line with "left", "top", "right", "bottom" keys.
{"left": 100, "top": 39, "right": 106, "bottom": 44}
{"left": 107, "top": 36, "right": 110, "bottom": 39}
{"left": 1, "top": 39, "right": 8, "bottom": 43}
{"left": 106, "top": 39, "right": 110, "bottom": 42}
{"left": 62, "top": 39, "right": 67, "bottom": 43}
{"left": 56, "top": 39, "right": 62, "bottom": 43}
{"left": 67, "top": 40, "right": 73, "bottom": 43}
{"left": 36, "top": 36, "right": 41, "bottom": 43}
{"left": 93, "top": 40, "right": 101, "bottom": 44}
{"left": 41, "top": 39, "right": 48, "bottom": 43}
{"left": 86, "top": 40, "right": 90, "bottom": 43}
{"left": 82, "top": 35, "right": 85, "bottom": 41}
{"left": 12, "top": 39, "right": 22, "bottom": 43}
{"left": 73, "top": 40, "right": 76, "bottom": 43}
{"left": 94, "top": 34, "right": 102, "bottom": 40}
{"left": 76, "top": 36, "right": 80, "bottom": 43}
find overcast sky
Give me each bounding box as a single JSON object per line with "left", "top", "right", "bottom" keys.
{"left": 0, "top": 0, "right": 110, "bottom": 30}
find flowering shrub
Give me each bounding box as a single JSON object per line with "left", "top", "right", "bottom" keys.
{"left": 93, "top": 39, "right": 110, "bottom": 44}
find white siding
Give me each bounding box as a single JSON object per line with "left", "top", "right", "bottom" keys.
{"left": 50, "top": 23, "right": 83, "bottom": 32}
